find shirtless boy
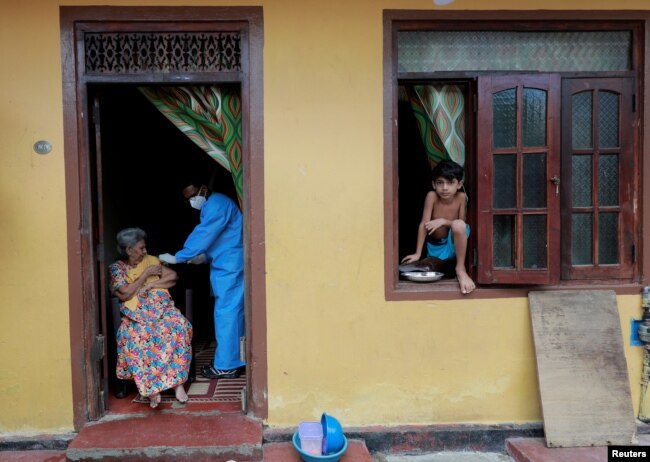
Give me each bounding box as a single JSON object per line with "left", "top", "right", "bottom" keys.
{"left": 401, "top": 159, "right": 475, "bottom": 295}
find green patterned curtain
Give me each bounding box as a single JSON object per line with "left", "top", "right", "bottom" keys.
{"left": 139, "top": 86, "right": 243, "bottom": 203}
{"left": 406, "top": 85, "right": 465, "bottom": 168}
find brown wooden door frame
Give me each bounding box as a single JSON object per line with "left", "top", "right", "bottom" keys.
{"left": 60, "top": 6, "right": 267, "bottom": 430}
{"left": 91, "top": 94, "right": 110, "bottom": 416}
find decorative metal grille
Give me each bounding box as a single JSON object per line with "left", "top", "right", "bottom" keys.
{"left": 84, "top": 32, "right": 241, "bottom": 74}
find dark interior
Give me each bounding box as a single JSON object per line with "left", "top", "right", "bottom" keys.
{"left": 398, "top": 98, "right": 435, "bottom": 261}
{"left": 89, "top": 85, "right": 240, "bottom": 394}
{"left": 397, "top": 83, "right": 474, "bottom": 280}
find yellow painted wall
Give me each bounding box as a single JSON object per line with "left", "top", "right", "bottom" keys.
{"left": 0, "top": 0, "right": 647, "bottom": 433}
{"left": 263, "top": 0, "right": 649, "bottom": 427}
{"left": 0, "top": 1, "right": 72, "bottom": 433}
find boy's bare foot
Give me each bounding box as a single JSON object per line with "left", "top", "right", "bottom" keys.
{"left": 456, "top": 269, "right": 475, "bottom": 295}
{"left": 174, "top": 384, "right": 189, "bottom": 403}
{"left": 149, "top": 393, "right": 161, "bottom": 408}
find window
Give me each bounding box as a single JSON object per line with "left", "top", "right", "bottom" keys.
{"left": 476, "top": 74, "right": 561, "bottom": 284}
{"left": 475, "top": 75, "right": 635, "bottom": 284}
{"left": 385, "top": 15, "right": 644, "bottom": 298}
{"left": 560, "top": 78, "right": 635, "bottom": 281}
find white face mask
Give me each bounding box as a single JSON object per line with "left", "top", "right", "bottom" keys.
{"left": 189, "top": 195, "right": 206, "bottom": 210}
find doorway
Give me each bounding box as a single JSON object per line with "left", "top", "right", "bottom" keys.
{"left": 91, "top": 85, "right": 240, "bottom": 406}
{"left": 61, "top": 6, "right": 266, "bottom": 429}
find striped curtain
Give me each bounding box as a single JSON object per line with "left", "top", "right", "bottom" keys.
{"left": 406, "top": 85, "right": 466, "bottom": 168}
{"left": 139, "top": 86, "right": 243, "bottom": 203}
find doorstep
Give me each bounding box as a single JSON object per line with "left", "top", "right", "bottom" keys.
{"left": 0, "top": 450, "right": 67, "bottom": 461}
{"left": 66, "top": 411, "right": 263, "bottom": 462}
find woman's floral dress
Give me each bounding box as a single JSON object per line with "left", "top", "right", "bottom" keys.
{"left": 110, "top": 259, "right": 193, "bottom": 397}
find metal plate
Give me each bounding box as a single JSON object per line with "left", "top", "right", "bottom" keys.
{"left": 401, "top": 271, "right": 444, "bottom": 282}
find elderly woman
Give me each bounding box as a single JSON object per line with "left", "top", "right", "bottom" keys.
{"left": 110, "top": 227, "right": 192, "bottom": 408}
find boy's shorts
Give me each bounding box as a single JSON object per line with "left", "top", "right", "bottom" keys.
{"left": 426, "top": 225, "right": 470, "bottom": 261}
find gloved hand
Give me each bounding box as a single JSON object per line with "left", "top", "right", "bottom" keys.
{"left": 158, "top": 253, "right": 177, "bottom": 264}
{"left": 188, "top": 253, "right": 207, "bottom": 264}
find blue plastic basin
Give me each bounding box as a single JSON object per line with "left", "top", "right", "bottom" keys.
{"left": 292, "top": 431, "right": 348, "bottom": 462}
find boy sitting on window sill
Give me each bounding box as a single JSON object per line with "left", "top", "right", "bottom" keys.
{"left": 401, "top": 159, "right": 475, "bottom": 295}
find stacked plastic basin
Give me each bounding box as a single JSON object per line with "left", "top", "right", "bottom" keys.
{"left": 293, "top": 413, "right": 347, "bottom": 462}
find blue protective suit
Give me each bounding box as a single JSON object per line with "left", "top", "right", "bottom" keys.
{"left": 175, "top": 192, "right": 245, "bottom": 370}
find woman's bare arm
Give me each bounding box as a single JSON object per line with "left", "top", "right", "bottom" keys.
{"left": 113, "top": 265, "right": 166, "bottom": 302}
{"left": 143, "top": 265, "right": 178, "bottom": 291}
{"left": 113, "top": 264, "right": 163, "bottom": 301}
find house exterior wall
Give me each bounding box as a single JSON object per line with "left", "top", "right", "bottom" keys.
{"left": 0, "top": 0, "right": 647, "bottom": 433}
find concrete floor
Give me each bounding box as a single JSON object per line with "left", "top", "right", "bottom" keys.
{"left": 373, "top": 452, "right": 514, "bottom": 462}
{"left": 4, "top": 420, "right": 649, "bottom": 461}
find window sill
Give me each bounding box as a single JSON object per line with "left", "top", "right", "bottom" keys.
{"left": 387, "top": 278, "right": 646, "bottom": 301}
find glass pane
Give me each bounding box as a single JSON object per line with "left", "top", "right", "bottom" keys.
{"left": 572, "top": 214, "right": 593, "bottom": 265}
{"left": 398, "top": 31, "right": 632, "bottom": 72}
{"left": 572, "top": 92, "right": 593, "bottom": 149}
{"left": 493, "top": 89, "right": 516, "bottom": 149}
{"left": 523, "top": 153, "right": 546, "bottom": 208}
{"left": 493, "top": 154, "right": 516, "bottom": 208}
{"left": 598, "top": 91, "right": 619, "bottom": 149}
{"left": 523, "top": 88, "right": 547, "bottom": 147}
{"left": 493, "top": 215, "right": 514, "bottom": 268}
{"left": 523, "top": 215, "right": 547, "bottom": 269}
{"left": 598, "top": 154, "right": 619, "bottom": 206}
{"left": 599, "top": 213, "right": 618, "bottom": 264}
{"left": 572, "top": 155, "right": 592, "bottom": 207}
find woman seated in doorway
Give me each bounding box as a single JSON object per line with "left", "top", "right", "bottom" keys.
{"left": 110, "top": 227, "right": 193, "bottom": 408}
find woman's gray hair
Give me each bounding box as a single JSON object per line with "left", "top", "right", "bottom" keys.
{"left": 116, "top": 227, "right": 147, "bottom": 257}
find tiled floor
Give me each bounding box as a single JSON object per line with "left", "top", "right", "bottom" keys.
{"left": 107, "top": 385, "right": 243, "bottom": 415}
